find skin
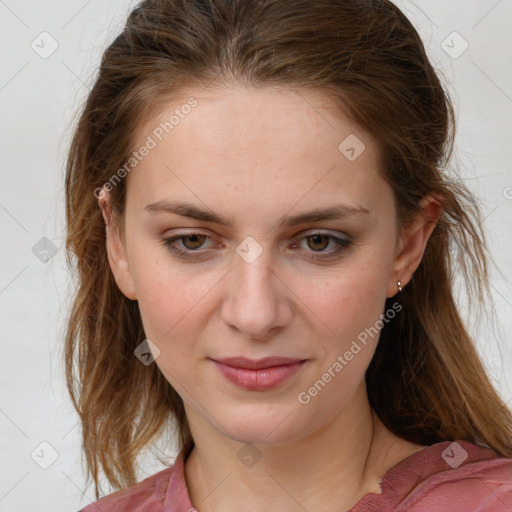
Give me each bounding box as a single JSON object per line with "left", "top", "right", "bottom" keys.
{"left": 100, "top": 84, "right": 442, "bottom": 512}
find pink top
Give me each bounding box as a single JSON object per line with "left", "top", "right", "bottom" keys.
{"left": 78, "top": 440, "right": 512, "bottom": 511}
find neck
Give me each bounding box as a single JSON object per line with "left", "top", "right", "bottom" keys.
{"left": 184, "top": 384, "right": 397, "bottom": 512}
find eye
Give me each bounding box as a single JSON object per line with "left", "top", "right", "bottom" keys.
{"left": 161, "top": 233, "right": 213, "bottom": 259}
{"left": 160, "top": 231, "right": 352, "bottom": 260}
{"left": 294, "top": 232, "right": 352, "bottom": 259}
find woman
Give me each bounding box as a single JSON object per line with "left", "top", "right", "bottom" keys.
{"left": 64, "top": 0, "right": 512, "bottom": 510}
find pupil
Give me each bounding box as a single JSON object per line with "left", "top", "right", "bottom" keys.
{"left": 185, "top": 235, "right": 203, "bottom": 249}
{"left": 310, "top": 235, "right": 328, "bottom": 251}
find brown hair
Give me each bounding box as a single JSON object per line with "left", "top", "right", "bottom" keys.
{"left": 63, "top": 0, "right": 512, "bottom": 500}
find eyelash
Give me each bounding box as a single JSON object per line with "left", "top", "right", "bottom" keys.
{"left": 160, "top": 232, "right": 352, "bottom": 261}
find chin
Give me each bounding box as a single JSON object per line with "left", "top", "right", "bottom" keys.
{"left": 217, "top": 405, "right": 309, "bottom": 447}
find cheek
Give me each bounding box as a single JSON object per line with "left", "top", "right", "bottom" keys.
{"left": 292, "top": 263, "right": 391, "bottom": 415}
{"left": 130, "top": 256, "right": 218, "bottom": 387}
{"left": 295, "top": 257, "right": 391, "bottom": 346}
{"left": 128, "top": 245, "right": 215, "bottom": 344}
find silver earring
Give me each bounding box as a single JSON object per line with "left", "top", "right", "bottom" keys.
{"left": 397, "top": 281, "right": 403, "bottom": 293}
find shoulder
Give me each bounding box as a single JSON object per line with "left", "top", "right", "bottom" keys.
{"left": 77, "top": 464, "right": 175, "bottom": 512}
{"left": 353, "top": 440, "right": 512, "bottom": 512}
{"left": 402, "top": 445, "right": 512, "bottom": 511}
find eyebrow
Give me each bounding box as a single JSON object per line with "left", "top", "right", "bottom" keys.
{"left": 144, "top": 200, "right": 369, "bottom": 228}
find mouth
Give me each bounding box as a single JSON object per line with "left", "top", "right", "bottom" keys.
{"left": 209, "top": 357, "right": 308, "bottom": 391}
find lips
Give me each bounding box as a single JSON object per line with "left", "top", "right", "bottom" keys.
{"left": 212, "top": 356, "right": 305, "bottom": 369}
{"left": 209, "top": 356, "right": 307, "bottom": 391}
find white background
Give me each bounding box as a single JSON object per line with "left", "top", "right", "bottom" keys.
{"left": 0, "top": 1, "right": 511, "bottom": 510}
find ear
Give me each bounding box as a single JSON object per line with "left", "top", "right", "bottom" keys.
{"left": 386, "top": 193, "right": 443, "bottom": 297}
{"left": 98, "top": 188, "right": 137, "bottom": 300}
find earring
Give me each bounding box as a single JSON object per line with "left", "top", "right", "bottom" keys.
{"left": 397, "top": 281, "right": 403, "bottom": 293}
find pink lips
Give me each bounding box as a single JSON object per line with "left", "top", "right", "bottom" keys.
{"left": 210, "top": 356, "right": 307, "bottom": 391}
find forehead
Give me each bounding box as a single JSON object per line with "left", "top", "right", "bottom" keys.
{"left": 126, "top": 85, "right": 388, "bottom": 218}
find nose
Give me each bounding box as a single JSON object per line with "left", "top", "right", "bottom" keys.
{"left": 220, "top": 245, "right": 293, "bottom": 340}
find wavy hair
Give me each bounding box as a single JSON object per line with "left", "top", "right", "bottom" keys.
{"left": 63, "top": 0, "right": 512, "bottom": 499}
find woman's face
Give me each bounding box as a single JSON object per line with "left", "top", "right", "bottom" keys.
{"left": 106, "top": 85, "right": 411, "bottom": 445}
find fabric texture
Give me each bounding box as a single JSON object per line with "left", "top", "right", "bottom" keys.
{"left": 77, "top": 440, "right": 512, "bottom": 511}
